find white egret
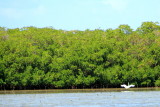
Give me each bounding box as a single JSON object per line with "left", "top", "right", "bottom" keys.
{"left": 121, "top": 82, "right": 135, "bottom": 89}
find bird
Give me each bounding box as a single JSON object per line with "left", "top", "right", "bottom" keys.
{"left": 121, "top": 82, "right": 135, "bottom": 89}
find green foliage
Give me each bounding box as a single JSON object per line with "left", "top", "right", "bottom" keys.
{"left": 137, "top": 22, "right": 160, "bottom": 34}
{"left": 0, "top": 22, "right": 160, "bottom": 89}
{"left": 155, "top": 79, "right": 160, "bottom": 87}
{"left": 118, "top": 24, "right": 133, "bottom": 34}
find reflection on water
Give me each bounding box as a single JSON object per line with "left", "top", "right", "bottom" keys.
{"left": 0, "top": 88, "right": 160, "bottom": 107}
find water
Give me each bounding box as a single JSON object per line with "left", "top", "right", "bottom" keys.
{"left": 0, "top": 88, "right": 160, "bottom": 107}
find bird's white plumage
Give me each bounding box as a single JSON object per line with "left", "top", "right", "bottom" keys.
{"left": 121, "top": 83, "right": 135, "bottom": 89}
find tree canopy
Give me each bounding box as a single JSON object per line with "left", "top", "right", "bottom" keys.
{"left": 0, "top": 21, "right": 160, "bottom": 90}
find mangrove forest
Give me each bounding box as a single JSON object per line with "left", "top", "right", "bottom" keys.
{"left": 0, "top": 21, "right": 160, "bottom": 90}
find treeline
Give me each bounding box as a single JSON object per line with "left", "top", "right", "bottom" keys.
{"left": 0, "top": 22, "right": 160, "bottom": 90}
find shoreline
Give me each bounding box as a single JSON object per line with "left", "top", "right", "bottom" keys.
{"left": 0, "top": 87, "right": 160, "bottom": 94}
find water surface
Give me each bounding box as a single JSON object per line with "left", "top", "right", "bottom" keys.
{"left": 0, "top": 88, "right": 160, "bottom": 107}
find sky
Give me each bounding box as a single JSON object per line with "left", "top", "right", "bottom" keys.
{"left": 0, "top": 0, "right": 160, "bottom": 30}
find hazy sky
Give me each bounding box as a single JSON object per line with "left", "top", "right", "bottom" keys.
{"left": 0, "top": 0, "right": 160, "bottom": 30}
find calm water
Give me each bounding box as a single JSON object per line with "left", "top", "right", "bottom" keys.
{"left": 0, "top": 88, "right": 160, "bottom": 107}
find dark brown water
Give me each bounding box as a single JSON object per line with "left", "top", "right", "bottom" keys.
{"left": 0, "top": 88, "right": 160, "bottom": 107}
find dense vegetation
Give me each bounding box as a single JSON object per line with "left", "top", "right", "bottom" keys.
{"left": 0, "top": 22, "right": 160, "bottom": 90}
